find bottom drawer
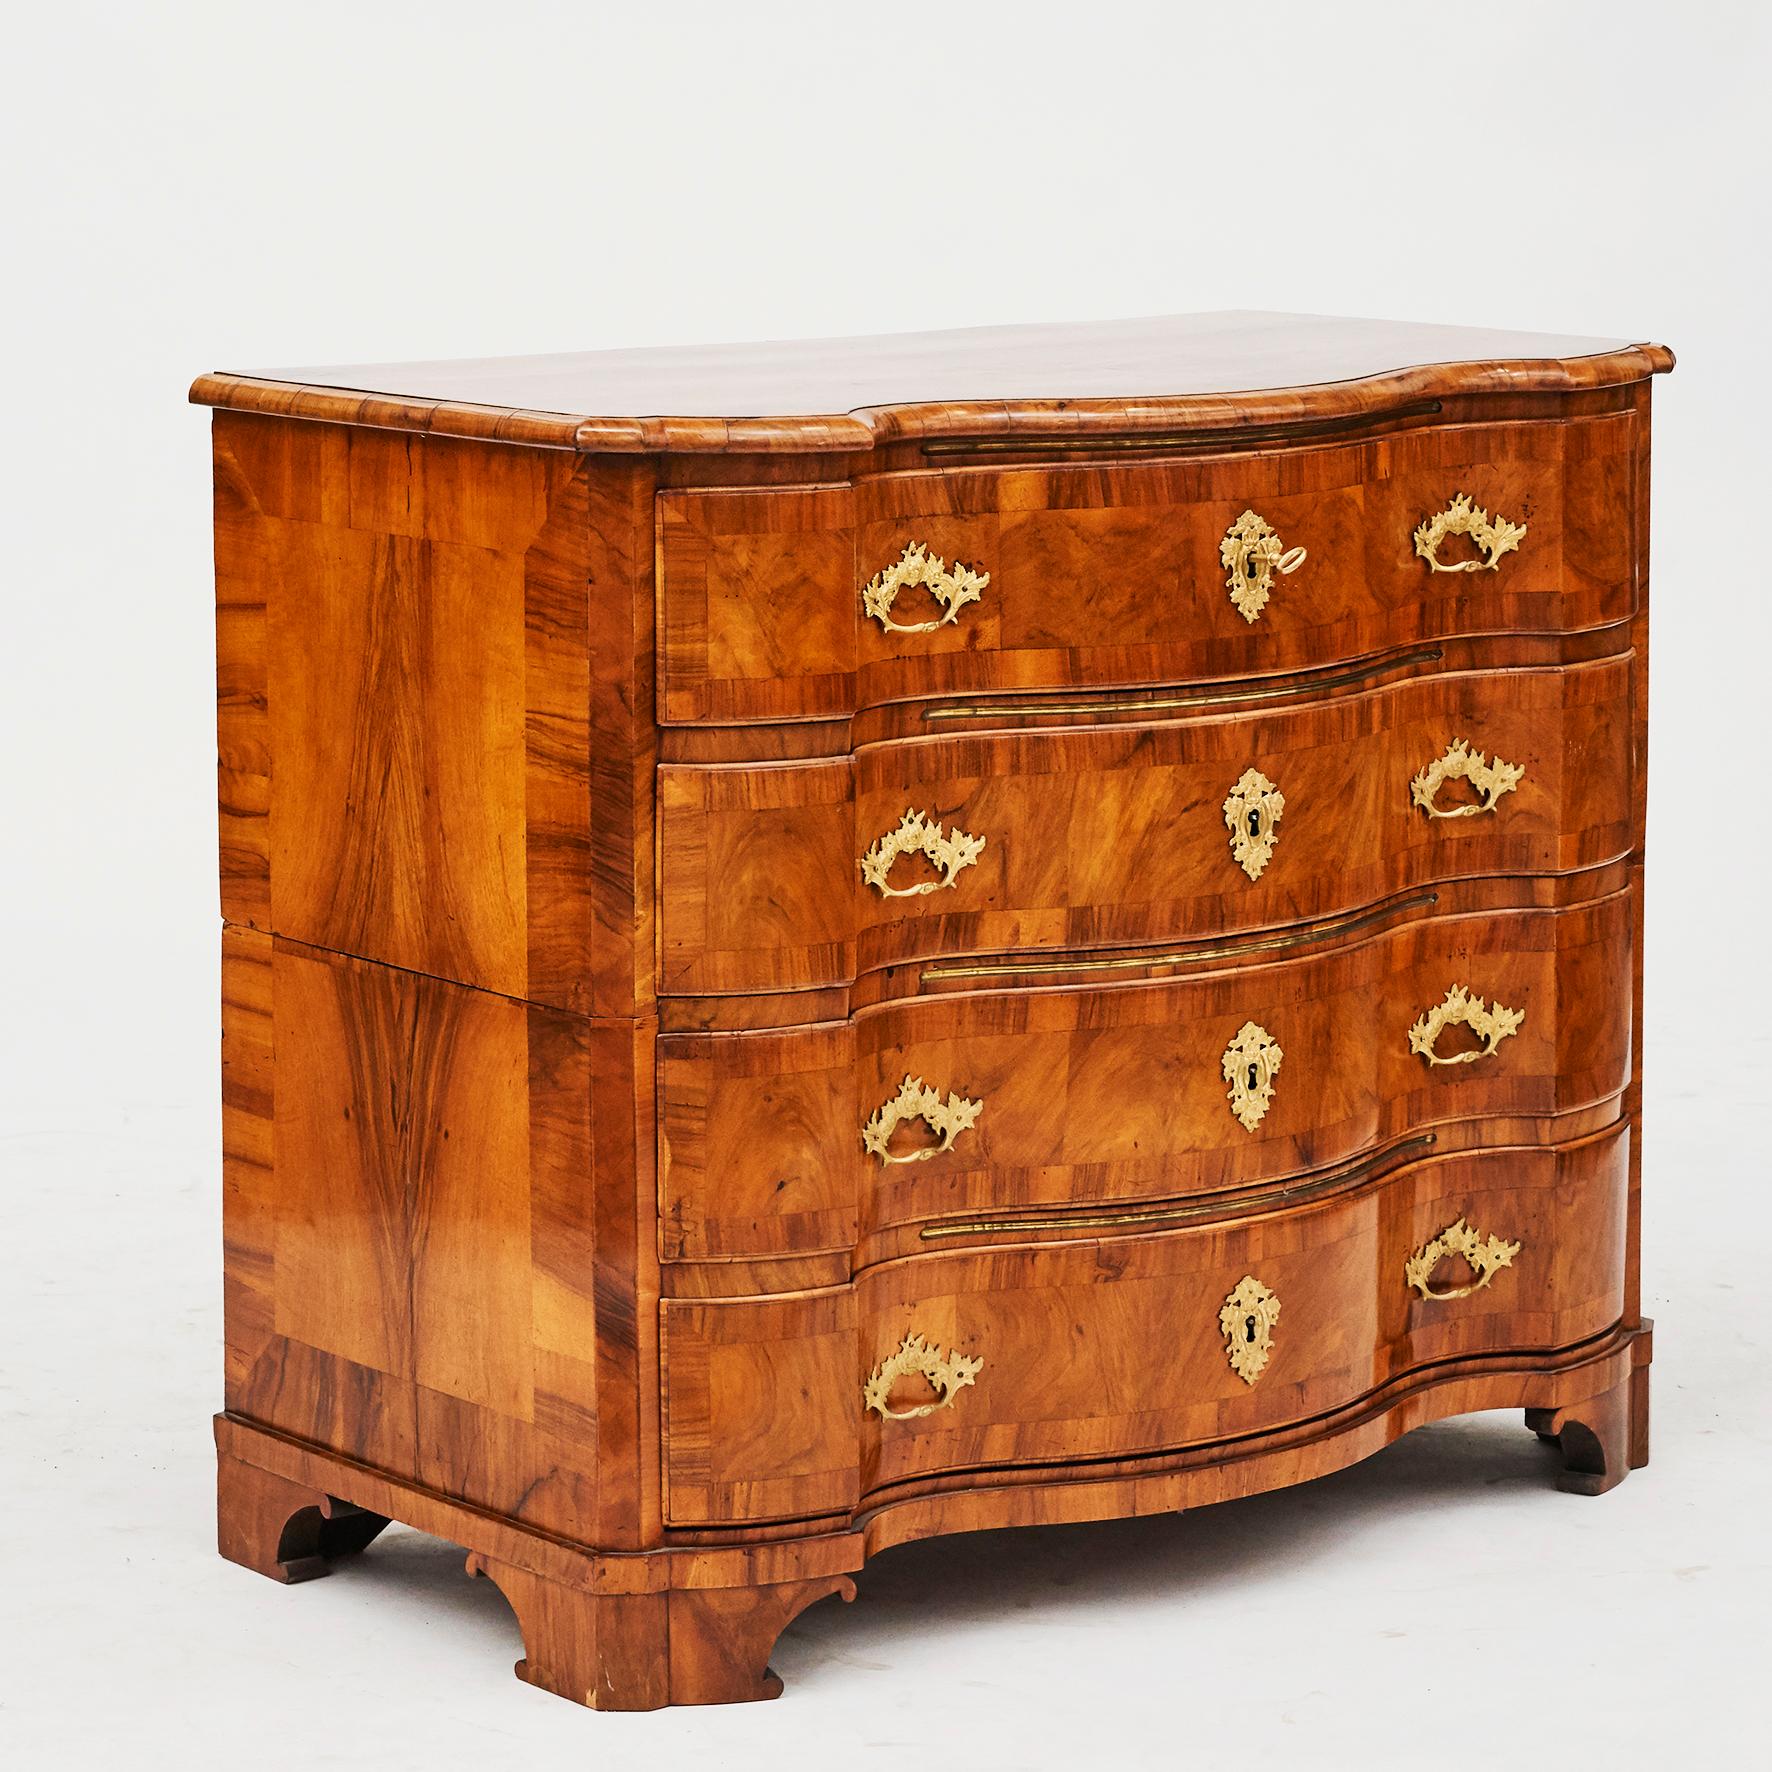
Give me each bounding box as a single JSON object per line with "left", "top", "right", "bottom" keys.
{"left": 660, "top": 1124, "right": 1629, "bottom": 1527}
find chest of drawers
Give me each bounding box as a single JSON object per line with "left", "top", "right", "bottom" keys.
{"left": 195, "top": 312, "right": 1670, "bottom": 1711}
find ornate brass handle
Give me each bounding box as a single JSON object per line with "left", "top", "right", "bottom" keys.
{"left": 862, "top": 541, "right": 989, "bottom": 635}
{"left": 1222, "top": 1021, "right": 1283, "bottom": 1131}
{"left": 1411, "top": 739, "right": 1525, "bottom": 819}
{"left": 1413, "top": 493, "right": 1526, "bottom": 573}
{"left": 862, "top": 1073, "right": 983, "bottom": 1166}
{"left": 1223, "top": 767, "right": 1285, "bottom": 880}
{"left": 863, "top": 1332, "right": 983, "bottom": 1421}
{"left": 1220, "top": 1276, "right": 1280, "bottom": 1384}
{"left": 1222, "top": 510, "right": 1306, "bottom": 623}
{"left": 1408, "top": 985, "right": 1524, "bottom": 1066}
{"left": 1405, "top": 1216, "right": 1522, "bottom": 1300}
{"left": 860, "top": 809, "right": 985, "bottom": 899}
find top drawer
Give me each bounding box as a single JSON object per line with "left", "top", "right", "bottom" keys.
{"left": 656, "top": 414, "right": 1638, "bottom": 724}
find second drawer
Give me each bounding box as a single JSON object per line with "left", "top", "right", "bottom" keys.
{"left": 659, "top": 653, "right": 1633, "bottom": 995}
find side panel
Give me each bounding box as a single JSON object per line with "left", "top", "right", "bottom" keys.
{"left": 212, "top": 414, "right": 654, "bottom": 1015}
{"left": 220, "top": 930, "right": 656, "bottom": 1546}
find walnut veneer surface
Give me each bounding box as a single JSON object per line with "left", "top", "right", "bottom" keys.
{"left": 196, "top": 312, "right": 1669, "bottom": 1711}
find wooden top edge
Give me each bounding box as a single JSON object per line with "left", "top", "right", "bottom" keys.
{"left": 190, "top": 313, "right": 1674, "bottom": 454}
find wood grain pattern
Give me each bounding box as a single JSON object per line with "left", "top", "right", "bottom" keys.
{"left": 216, "top": 1312, "right": 1647, "bottom": 1705}
{"left": 657, "top": 486, "right": 854, "bottom": 722}
{"left": 220, "top": 1316, "right": 1648, "bottom": 1579}
{"left": 585, "top": 460, "right": 660, "bottom": 1017}
{"left": 661, "top": 1289, "right": 861, "bottom": 1526}
{"left": 190, "top": 311, "right": 1672, "bottom": 453}
{"left": 212, "top": 413, "right": 654, "bottom": 1014}
{"left": 467, "top": 1552, "right": 856, "bottom": 1709}
{"left": 1525, "top": 1363, "right": 1651, "bottom": 1495}
{"left": 220, "top": 929, "right": 649, "bottom": 1544}
{"left": 205, "top": 315, "right": 1668, "bottom": 1712}
{"left": 216, "top": 1454, "right": 388, "bottom": 1583}
{"left": 657, "top": 413, "right": 1638, "bottom": 722}
{"left": 863, "top": 1128, "right": 1629, "bottom": 1498}
{"left": 659, "top": 1124, "right": 1627, "bottom": 1524}
{"left": 1624, "top": 380, "right": 1654, "bottom": 1334}
{"left": 660, "top": 877, "right": 1633, "bottom": 1266}
{"left": 660, "top": 650, "right": 1635, "bottom": 994}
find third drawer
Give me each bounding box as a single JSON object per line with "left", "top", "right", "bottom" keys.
{"left": 658, "top": 882, "right": 1632, "bottom": 1267}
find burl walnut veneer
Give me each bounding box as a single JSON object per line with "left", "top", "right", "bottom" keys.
{"left": 194, "top": 312, "right": 1670, "bottom": 1710}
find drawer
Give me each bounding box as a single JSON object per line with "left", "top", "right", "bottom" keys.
{"left": 659, "top": 1124, "right": 1630, "bottom": 1524}
{"left": 656, "top": 414, "right": 1638, "bottom": 723}
{"left": 658, "top": 886, "right": 1632, "bottom": 1264}
{"left": 659, "top": 653, "right": 1634, "bottom": 996}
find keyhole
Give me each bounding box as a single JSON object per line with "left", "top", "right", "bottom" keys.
{"left": 1245, "top": 557, "right": 1258, "bottom": 579}
{"left": 1244, "top": 1315, "right": 1257, "bottom": 1343}
{"left": 1247, "top": 809, "right": 1261, "bottom": 836}
{"left": 1247, "top": 1063, "right": 1259, "bottom": 1091}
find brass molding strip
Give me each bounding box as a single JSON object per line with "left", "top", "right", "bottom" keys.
{"left": 920, "top": 890, "right": 1440, "bottom": 983}
{"left": 917, "top": 399, "right": 1445, "bottom": 458}
{"left": 918, "top": 1134, "right": 1439, "bottom": 1241}
{"left": 920, "top": 647, "right": 1445, "bottom": 722}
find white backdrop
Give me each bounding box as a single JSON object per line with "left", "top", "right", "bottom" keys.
{"left": 3, "top": 2, "right": 1767, "bottom": 1766}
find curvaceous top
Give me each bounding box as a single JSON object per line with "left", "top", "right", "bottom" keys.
{"left": 190, "top": 309, "right": 1674, "bottom": 454}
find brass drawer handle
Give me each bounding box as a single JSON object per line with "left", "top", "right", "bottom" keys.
{"left": 864, "top": 1332, "right": 983, "bottom": 1421}
{"left": 1222, "top": 1021, "right": 1283, "bottom": 1131}
{"left": 1223, "top": 767, "right": 1285, "bottom": 879}
{"left": 1413, "top": 493, "right": 1526, "bottom": 573}
{"left": 1408, "top": 985, "right": 1524, "bottom": 1066}
{"left": 862, "top": 541, "right": 989, "bottom": 635}
{"left": 860, "top": 808, "right": 985, "bottom": 899}
{"left": 1222, "top": 509, "right": 1306, "bottom": 623}
{"left": 1411, "top": 738, "right": 1524, "bottom": 819}
{"left": 1405, "top": 1216, "right": 1522, "bottom": 1300}
{"left": 862, "top": 1073, "right": 983, "bottom": 1166}
{"left": 1220, "top": 1276, "right": 1280, "bottom": 1385}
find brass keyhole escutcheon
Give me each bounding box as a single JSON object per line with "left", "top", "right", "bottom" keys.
{"left": 1222, "top": 1021, "right": 1282, "bottom": 1132}
{"left": 1223, "top": 767, "right": 1284, "bottom": 882}
{"left": 1221, "top": 510, "right": 1306, "bottom": 623}
{"left": 1221, "top": 1276, "right": 1280, "bottom": 1384}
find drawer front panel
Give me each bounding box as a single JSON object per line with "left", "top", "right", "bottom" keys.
{"left": 657, "top": 414, "right": 1636, "bottom": 723}
{"left": 658, "top": 888, "right": 1633, "bottom": 1263}
{"left": 855, "top": 1126, "right": 1629, "bottom": 1497}
{"left": 660, "top": 1127, "right": 1629, "bottom": 1524}
{"left": 659, "top": 655, "right": 1634, "bottom": 996}
{"left": 658, "top": 1289, "right": 861, "bottom": 1527}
